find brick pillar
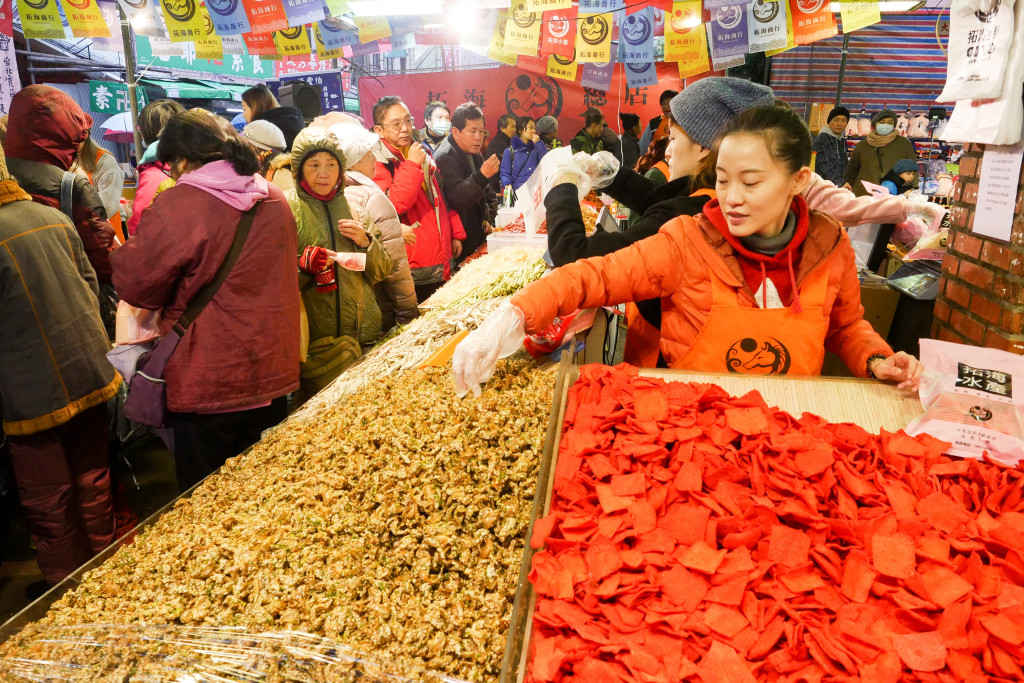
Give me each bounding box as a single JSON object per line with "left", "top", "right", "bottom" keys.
{"left": 932, "top": 144, "right": 1024, "bottom": 354}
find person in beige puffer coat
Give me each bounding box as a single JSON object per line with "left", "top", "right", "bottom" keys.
{"left": 330, "top": 123, "right": 419, "bottom": 332}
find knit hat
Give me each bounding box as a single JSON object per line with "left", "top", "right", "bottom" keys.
{"left": 327, "top": 123, "right": 381, "bottom": 170}
{"left": 669, "top": 77, "right": 775, "bottom": 149}
{"left": 242, "top": 120, "right": 286, "bottom": 151}
{"left": 871, "top": 109, "right": 897, "bottom": 126}
{"left": 619, "top": 112, "right": 640, "bottom": 130}
{"left": 892, "top": 159, "right": 918, "bottom": 175}
{"left": 536, "top": 115, "right": 558, "bottom": 137}
{"left": 827, "top": 106, "right": 850, "bottom": 123}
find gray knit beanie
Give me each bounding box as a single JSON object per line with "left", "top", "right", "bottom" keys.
{"left": 872, "top": 109, "right": 897, "bottom": 126}
{"left": 536, "top": 115, "right": 558, "bottom": 137}
{"left": 668, "top": 77, "right": 775, "bottom": 149}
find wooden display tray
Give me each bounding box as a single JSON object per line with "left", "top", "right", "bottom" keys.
{"left": 499, "top": 352, "right": 924, "bottom": 682}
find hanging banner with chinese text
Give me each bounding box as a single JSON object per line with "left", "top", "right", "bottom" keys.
{"left": 746, "top": 0, "right": 787, "bottom": 52}
{"left": 354, "top": 15, "right": 389, "bottom": 43}
{"left": 580, "top": 58, "right": 614, "bottom": 91}
{"left": 159, "top": 0, "right": 205, "bottom": 42}
{"left": 767, "top": 2, "right": 796, "bottom": 55}
{"left": 136, "top": 34, "right": 269, "bottom": 76}
{"left": 221, "top": 34, "right": 245, "bottom": 52}
{"left": 89, "top": 80, "right": 149, "bottom": 113}
{"left": 526, "top": 0, "right": 569, "bottom": 9}
{"left": 194, "top": 4, "right": 223, "bottom": 59}
{"left": 839, "top": 0, "right": 880, "bottom": 33}
{"left": 0, "top": 0, "right": 12, "bottom": 36}
{"left": 0, "top": 33, "right": 20, "bottom": 115}
{"left": 146, "top": 35, "right": 183, "bottom": 54}
{"left": 206, "top": 0, "right": 250, "bottom": 35}
{"left": 282, "top": 72, "right": 343, "bottom": 113}
{"left": 664, "top": 0, "right": 701, "bottom": 61}
{"left": 60, "top": 0, "right": 111, "bottom": 38}
{"left": 117, "top": 0, "right": 167, "bottom": 37}
{"left": 16, "top": 0, "right": 65, "bottom": 38}
{"left": 625, "top": 60, "right": 658, "bottom": 88}
{"left": 316, "top": 17, "right": 357, "bottom": 50}
{"left": 540, "top": 7, "right": 575, "bottom": 57}
{"left": 312, "top": 22, "right": 340, "bottom": 58}
{"left": 620, "top": 6, "right": 654, "bottom": 62}
{"left": 790, "top": 0, "right": 835, "bottom": 44}
{"left": 275, "top": 24, "right": 311, "bottom": 56}
{"left": 488, "top": 9, "right": 519, "bottom": 65}
{"left": 282, "top": 0, "right": 322, "bottom": 28}
{"left": 579, "top": 0, "right": 623, "bottom": 14}
{"left": 708, "top": 4, "right": 748, "bottom": 58}
{"left": 546, "top": 52, "right": 578, "bottom": 81}
{"left": 243, "top": 29, "right": 279, "bottom": 54}
{"left": 275, "top": 52, "right": 335, "bottom": 76}
{"left": 504, "top": 3, "right": 541, "bottom": 55}
{"left": 91, "top": 0, "right": 124, "bottom": 51}
{"left": 243, "top": 0, "right": 288, "bottom": 34}
{"left": 576, "top": 11, "right": 612, "bottom": 62}
{"left": 677, "top": 24, "right": 710, "bottom": 78}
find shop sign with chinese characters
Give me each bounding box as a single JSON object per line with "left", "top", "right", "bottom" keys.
{"left": 90, "top": 80, "right": 149, "bottom": 113}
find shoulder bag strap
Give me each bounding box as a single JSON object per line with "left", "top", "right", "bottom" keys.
{"left": 59, "top": 171, "right": 76, "bottom": 220}
{"left": 171, "top": 199, "right": 262, "bottom": 336}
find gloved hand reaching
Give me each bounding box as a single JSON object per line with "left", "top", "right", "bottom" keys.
{"left": 452, "top": 300, "right": 527, "bottom": 398}
{"left": 573, "top": 151, "right": 620, "bottom": 190}
{"left": 906, "top": 200, "right": 946, "bottom": 229}
{"left": 538, "top": 150, "right": 593, "bottom": 199}
{"left": 299, "top": 245, "right": 331, "bottom": 273}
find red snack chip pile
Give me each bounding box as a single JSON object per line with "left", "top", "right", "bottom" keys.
{"left": 526, "top": 364, "right": 1024, "bottom": 682}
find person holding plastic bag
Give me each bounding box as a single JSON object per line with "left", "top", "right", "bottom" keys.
{"left": 454, "top": 106, "right": 924, "bottom": 396}
{"left": 286, "top": 127, "right": 394, "bottom": 401}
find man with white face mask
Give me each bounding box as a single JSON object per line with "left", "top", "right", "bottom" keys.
{"left": 844, "top": 109, "right": 917, "bottom": 197}
{"left": 418, "top": 101, "right": 451, "bottom": 156}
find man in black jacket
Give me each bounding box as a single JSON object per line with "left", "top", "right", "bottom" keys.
{"left": 484, "top": 114, "right": 516, "bottom": 192}
{"left": 434, "top": 103, "right": 500, "bottom": 263}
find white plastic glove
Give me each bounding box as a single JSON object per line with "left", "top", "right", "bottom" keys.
{"left": 539, "top": 149, "right": 592, "bottom": 199}
{"left": 452, "top": 300, "right": 527, "bottom": 398}
{"left": 573, "top": 151, "right": 620, "bottom": 190}
{"left": 906, "top": 200, "right": 947, "bottom": 229}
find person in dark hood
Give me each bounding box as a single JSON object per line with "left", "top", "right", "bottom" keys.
{"left": 242, "top": 84, "right": 306, "bottom": 152}
{"left": 619, "top": 112, "right": 642, "bottom": 171}
{"left": 813, "top": 106, "right": 849, "bottom": 187}
{"left": 4, "top": 85, "right": 117, "bottom": 286}
{"left": 881, "top": 158, "right": 918, "bottom": 196}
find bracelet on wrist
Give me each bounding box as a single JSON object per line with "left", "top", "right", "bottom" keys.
{"left": 866, "top": 353, "right": 889, "bottom": 378}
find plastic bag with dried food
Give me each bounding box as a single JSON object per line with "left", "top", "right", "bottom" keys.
{"left": 538, "top": 148, "right": 592, "bottom": 199}
{"left": 573, "top": 150, "right": 620, "bottom": 190}
{"left": 905, "top": 339, "right": 1024, "bottom": 466}
{"left": 453, "top": 300, "right": 526, "bottom": 397}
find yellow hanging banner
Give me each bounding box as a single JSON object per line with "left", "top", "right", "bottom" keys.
{"left": 546, "top": 52, "right": 577, "bottom": 81}
{"left": 313, "top": 24, "right": 343, "bottom": 60}
{"left": 160, "top": 0, "right": 206, "bottom": 42}
{"left": 503, "top": 4, "right": 541, "bottom": 55}
{"left": 488, "top": 9, "right": 519, "bottom": 66}
{"left": 354, "top": 15, "right": 390, "bottom": 43}
{"left": 767, "top": 3, "right": 795, "bottom": 56}
{"left": 275, "top": 25, "right": 312, "bottom": 56}
{"left": 839, "top": 0, "right": 880, "bottom": 33}
{"left": 195, "top": 5, "right": 223, "bottom": 60}
{"left": 16, "top": 0, "right": 65, "bottom": 38}
{"left": 526, "top": 0, "right": 570, "bottom": 10}
{"left": 676, "top": 24, "right": 710, "bottom": 79}
{"left": 664, "top": 0, "right": 701, "bottom": 62}
{"left": 575, "top": 11, "right": 611, "bottom": 63}
{"left": 60, "top": 0, "right": 110, "bottom": 37}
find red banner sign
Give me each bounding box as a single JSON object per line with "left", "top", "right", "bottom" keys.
{"left": 358, "top": 63, "right": 681, "bottom": 138}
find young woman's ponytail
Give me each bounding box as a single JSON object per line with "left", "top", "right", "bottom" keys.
{"left": 158, "top": 109, "right": 259, "bottom": 177}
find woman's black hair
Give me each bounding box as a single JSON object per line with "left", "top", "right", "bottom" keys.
{"left": 242, "top": 84, "right": 279, "bottom": 119}
{"left": 157, "top": 110, "right": 259, "bottom": 176}
{"left": 715, "top": 104, "right": 812, "bottom": 174}
{"left": 139, "top": 99, "right": 185, "bottom": 146}
{"left": 516, "top": 115, "right": 535, "bottom": 135}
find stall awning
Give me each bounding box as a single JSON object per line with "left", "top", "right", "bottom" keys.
{"left": 140, "top": 78, "right": 244, "bottom": 100}
{"left": 192, "top": 80, "right": 250, "bottom": 102}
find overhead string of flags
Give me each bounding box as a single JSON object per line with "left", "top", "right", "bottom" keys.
{"left": 12, "top": 0, "right": 884, "bottom": 81}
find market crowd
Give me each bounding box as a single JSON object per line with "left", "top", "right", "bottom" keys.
{"left": 0, "top": 78, "right": 940, "bottom": 593}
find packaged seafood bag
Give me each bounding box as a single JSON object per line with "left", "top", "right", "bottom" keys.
{"left": 906, "top": 339, "right": 1024, "bottom": 466}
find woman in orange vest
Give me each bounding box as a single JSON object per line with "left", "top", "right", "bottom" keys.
{"left": 75, "top": 135, "right": 126, "bottom": 243}
{"left": 454, "top": 105, "right": 923, "bottom": 396}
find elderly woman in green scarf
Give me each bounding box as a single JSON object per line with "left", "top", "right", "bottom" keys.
{"left": 286, "top": 127, "right": 393, "bottom": 402}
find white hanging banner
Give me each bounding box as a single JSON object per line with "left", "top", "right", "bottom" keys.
{"left": 117, "top": 0, "right": 168, "bottom": 37}
{"left": 0, "top": 33, "right": 20, "bottom": 116}
{"left": 937, "top": 0, "right": 1016, "bottom": 102}
{"left": 747, "top": 0, "right": 787, "bottom": 52}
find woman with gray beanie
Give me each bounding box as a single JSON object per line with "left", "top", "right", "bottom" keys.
{"left": 536, "top": 116, "right": 562, "bottom": 149}
{"left": 843, "top": 109, "right": 917, "bottom": 197}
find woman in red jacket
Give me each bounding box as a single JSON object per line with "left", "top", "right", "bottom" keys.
{"left": 454, "top": 105, "right": 923, "bottom": 396}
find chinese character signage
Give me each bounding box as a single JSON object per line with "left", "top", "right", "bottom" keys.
{"left": 746, "top": 0, "right": 787, "bottom": 52}
{"left": 620, "top": 6, "right": 654, "bottom": 63}
{"left": 625, "top": 60, "right": 658, "bottom": 88}
{"left": 243, "top": 29, "right": 279, "bottom": 54}
{"left": 194, "top": 4, "right": 223, "bottom": 58}
{"left": 136, "top": 34, "right": 267, "bottom": 76}
{"left": 664, "top": 0, "right": 700, "bottom": 62}
{"left": 677, "top": 26, "right": 710, "bottom": 78}
{"left": 526, "top": 0, "right": 569, "bottom": 9}
{"left": 60, "top": 0, "right": 111, "bottom": 37}
{"left": 790, "top": 0, "right": 835, "bottom": 45}
{"left": 580, "top": 58, "right": 614, "bottom": 91}
{"left": 17, "top": 0, "right": 66, "bottom": 38}
{"left": 956, "top": 363, "right": 1013, "bottom": 398}
{"left": 575, "top": 12, "right": 612, "bottom": 63}
{"left": 354, "top": 15, "right": 390, "bottom": 43}
{"left": 839, "top": 0, "right": 880, "bottom": 33}
{"left": 159, "top": 0, "right": 206, "bottom": 42}
{"left": 316, "top": 16, "right": 358, "bottom": 50}
{"left": 275, "top": 51, "right": 335, "bottom": 76}
{"left": 504, "top": 2, "right": 541, "bottom": 55}
{"left": 274, "top": 24, "right": 311, "bottom": 56}
{"left": 579, "top": 0, "right": 623, "bottom": 14}
{"left": 91, "top": 0, "right": 125, "bottom": 51}
{"left": 0, "top": 33, "right": 20, "bottom": 115}
{"left": 282, "top": 72, "right": 343, "bottom": 113}
{"left": 540, "top": 7, "right": 575, "bottom": 58}
{"left": 243, "top": 0, "right": 288, "bottom": 34}
{"left": 488, "top": 9, "right": 519, "bottom": 65}
{"left": 116, "top": 0, "right": 167, "bottom": 38}
{"left": 546, "top": 52, "right": 577, "bottom": 81}
{"left": 221, "top": 34, "right": 246, "bottom": 53}
{"left": 206, "top": 0, "right": 250, "bottom": 36}
{"left": 89, "top": 80, "right": 149, "bottom": 114}
{"left": 282, "top": 0, "right": 323, "bottom": 29}
{"left": 0, "top": 0, "right": 12, "bottom": 36}
{"left": 767, "top": 3, "right": 796, "bottom": 55}
{"left": 708, "top": 4, "right": 748, "bottom": 58}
